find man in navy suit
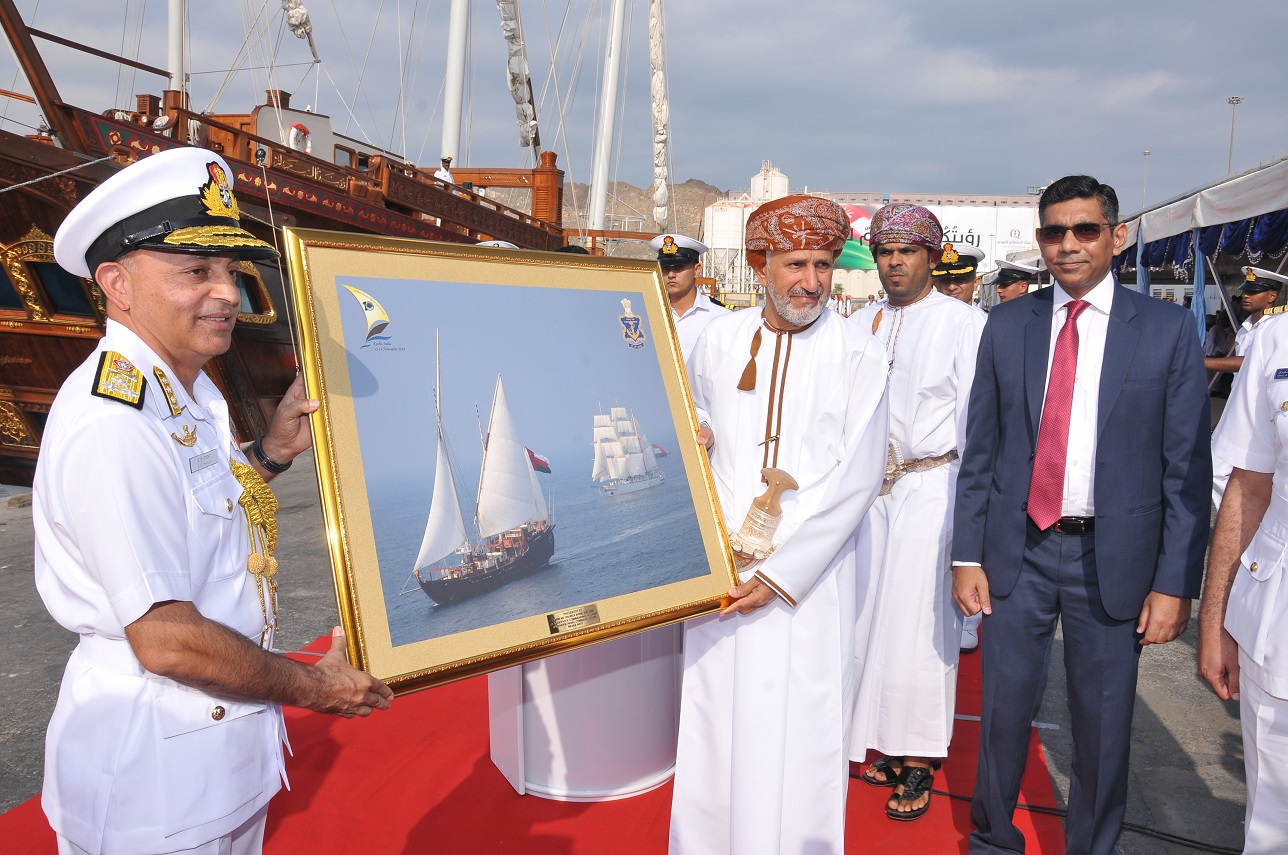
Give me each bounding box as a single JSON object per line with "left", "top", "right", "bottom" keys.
{"left": 952, "top": 175, "right": 1211, "bottom": 855}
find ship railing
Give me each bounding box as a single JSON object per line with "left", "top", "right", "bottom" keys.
{"left": 67, "top": 103, "right": 566, "bottom": 249}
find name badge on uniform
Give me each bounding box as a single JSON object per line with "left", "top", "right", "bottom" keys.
{"left": 1274, "top": 368, "right": 1288, "bottom": 380}
{"left": 189, "top": 449, "right": 220, "bottom": 473}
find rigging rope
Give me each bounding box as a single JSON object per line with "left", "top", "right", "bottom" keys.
{"left": 0, "top": 156, "right": 117, "bottom": 195}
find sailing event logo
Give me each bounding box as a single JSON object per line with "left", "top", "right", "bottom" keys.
{"left": 618, "top": 298, "right": 646, "bottom": 349}
{"left": 342, "top": 284, "right": 397, "bottom": 349}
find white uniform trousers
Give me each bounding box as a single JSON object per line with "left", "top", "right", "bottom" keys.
{"left": 58, "top": 805, "right": 269, "bottom": 855}
{"left": 1239, "top": 650, "right": 1288, "bottom": 855}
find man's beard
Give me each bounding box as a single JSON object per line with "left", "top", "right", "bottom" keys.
{"left": 767, "top": 277, "right": 827, "bottom": 327}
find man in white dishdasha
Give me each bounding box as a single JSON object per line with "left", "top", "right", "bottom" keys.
{"left": 848, "top": 203, "right": 985, "bottom": 822}
{"left": 669, "top": 194, "right": 890, "bottom": 855}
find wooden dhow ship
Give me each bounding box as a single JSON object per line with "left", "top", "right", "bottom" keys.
{"left": 0, "top": 0, "right": 570, "bottom": 486}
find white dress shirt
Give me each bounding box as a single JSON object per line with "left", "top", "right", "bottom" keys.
{"left": 1043, "top": 275, "right": 1115, "bottom": 517}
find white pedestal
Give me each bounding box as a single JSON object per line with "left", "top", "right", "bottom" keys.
{"left": 488, "top": 623, "right": 683, "bottom": 802}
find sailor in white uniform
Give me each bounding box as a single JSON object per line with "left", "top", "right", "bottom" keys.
{"left": 1200, "top": 311, "right": 1288, "bottom": 855}
{"left": 931, "top": 242, "right": 987, "bottom": 316}
{"left": 434, "top": 155, "right": 455, "bottom": 184}
{"left": 991, "top": 259, "right": 1039, "bottom": 305}
{"left": 649, "top": 232, "right": 728, "bottom": 361}
{"left": 1208, "top": 266, "right": 1288, "bottom": 508}
{"left": 36, "top": 147, "right": 392, "bottom": 855}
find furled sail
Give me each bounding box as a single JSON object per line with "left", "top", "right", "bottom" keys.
{"left": 496, "top": 0, "right": 540, "bottom": 150}
{"left": 648, "top": 0, "right": 669, "bottom": 224}
{"left": 413, "top": 424, "right": 468, "bottom": 571}
{"left": 476, "top": 377, "right": 547, "bottom": 538}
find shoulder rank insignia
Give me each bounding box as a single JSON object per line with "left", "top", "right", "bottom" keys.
{"left": 1264, "top": 305, "right": 1288, "bottom": 316}
{"left": 91, "top": 351, "right": 146, "bottom": 409}
{"left": 153, "top": 366, "right": 184, "bottom": 416}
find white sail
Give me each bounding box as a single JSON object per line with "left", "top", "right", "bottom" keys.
{"left": 610, "top": 406, "right": 630, "bottom": 422}
{"left": 624, "top": 451, "right": 646, "bottom": 477}
{"left": 476, "top": 377, "right": 548, "bottom": 538}
{"left": 413, "top": 426, "right": 468, "bottom": 571}
{"left": 637, "top": 422, "right": 659, "bottom": 471}
{"left": 592, "top": 440, "right": 611, "bottom": 481}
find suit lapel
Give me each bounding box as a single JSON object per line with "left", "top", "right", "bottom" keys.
{"left": 1097, "top": 286, "right": 1139, "bottom": 438}
{"left": 1024, "top": 291, "right": 1054, "bottom": 439}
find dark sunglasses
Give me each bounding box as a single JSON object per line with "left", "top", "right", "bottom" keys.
{"left": 1038, "top": 222, "right": 1111, "bottom": 245}
{"left": 935, "top": 274, "right": 976, "bottom": 286}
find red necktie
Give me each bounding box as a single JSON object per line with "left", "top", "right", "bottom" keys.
{"left": 1028, "top": 300, "right": 1090, "bottom": 530}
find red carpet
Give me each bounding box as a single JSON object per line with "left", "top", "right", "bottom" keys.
{"left": 3, "top": 638, "right": 1065, "bottom": 853}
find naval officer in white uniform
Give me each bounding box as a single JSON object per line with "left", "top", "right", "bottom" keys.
{"left": 650, "top": 232, "right": 728, "bottom": 361}
{"left": 35, "top": 147, "right": 392, "bottom": 855}
{"left": 1200, "top": 311, "right": 1288, "bottom": 855}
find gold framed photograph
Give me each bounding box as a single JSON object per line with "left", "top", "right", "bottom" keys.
{"left": 283, "top": 229, "right": 736, "bottom": 693}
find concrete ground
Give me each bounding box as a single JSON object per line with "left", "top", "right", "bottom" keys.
{"left": 0, "top": 454, "right": 1247, "bottom": 853}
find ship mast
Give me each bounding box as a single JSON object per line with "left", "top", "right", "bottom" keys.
{"left": 441, "top": 0, "right": 469, "bottom": 163}
{"left": 167, "top": 0, "right": 185, "bottom": 96}
{"left": 587, "top": 0, "right": 627, "bottom": 230}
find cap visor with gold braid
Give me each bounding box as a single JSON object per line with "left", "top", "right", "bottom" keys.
{"left": 54, "top": 147, "right": 278, "bottom": 279}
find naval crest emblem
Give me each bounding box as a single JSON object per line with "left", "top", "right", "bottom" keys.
{"left": 619, "top": 298, "right": 646, "bottom": 349}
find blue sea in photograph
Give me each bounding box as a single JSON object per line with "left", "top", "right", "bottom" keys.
{"left": 372, "top": 452, "right": 707, "bottom": 648}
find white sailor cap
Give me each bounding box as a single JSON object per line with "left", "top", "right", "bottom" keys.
{"left": 476, "top": 239, "right": 519, "bottom": 249}
{"left": 1239, "top": 266, "right": 1288, "bottom": 293}
{"left": 648, "top": 233, "right": 708, "bottom": 268}
{"left": 932, "top": 242, "right": 985, "bottom": 278}
{"left": 54, "top": 147, "right": 277, "bottom": 279}
{"left": 992, "top": 259, "right": 1040, "bottom": 286}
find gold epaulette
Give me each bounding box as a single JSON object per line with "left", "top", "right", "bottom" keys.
{"left": 90, "top": 351, "right": 146, "bottom": 409}
{"left": 1264, "top": 305, "right": 1288, "bottom": 315}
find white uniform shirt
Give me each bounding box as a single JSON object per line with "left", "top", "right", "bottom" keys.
{"left": 434, "top": 165, "right": 455, "bottom": 184}
{"left": 672, "top": 292, "right": 729, "bottom": 362}
{"left": 1236, "top": 312, "right": 1273, "bottom": 356}
{"left": 1212, "top": 316, "right": 1288, "bottom": 699}
{"left": 34, "top": 321, "right": 286, "bottom": 854}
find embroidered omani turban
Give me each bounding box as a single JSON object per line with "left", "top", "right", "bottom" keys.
{"left": 745, "top": 195, "right": 850, "bottom": 269}
{"left": 866, "top": 203, "right": 944, "bottom": 250}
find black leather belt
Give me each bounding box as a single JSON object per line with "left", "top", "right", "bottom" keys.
{"left": 1053, "top": 516, "right": 1095, "bottom": 535}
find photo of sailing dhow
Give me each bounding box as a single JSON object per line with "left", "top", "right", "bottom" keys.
{"left": 413, "top": 371, "right": 556, "bottom": 606}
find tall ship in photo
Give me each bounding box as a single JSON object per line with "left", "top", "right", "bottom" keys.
{"left": 591, "top": 406, "right": 665, "bottom": 496}
{"left": 413, "top": 374, "right": 554, "bottom": 606}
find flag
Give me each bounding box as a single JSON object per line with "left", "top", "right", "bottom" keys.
{"left": 526, "top": 447, "right": 551, "bottom": 473}
{"left": 652, "top": 443, "right": 669, "bottom": 457}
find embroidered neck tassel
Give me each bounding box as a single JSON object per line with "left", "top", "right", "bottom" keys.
{"left": 230, "top": 458, "right": 280, "bottom": 646}
{"left": 737, "top": 327, "right": 762, "bottom": 391}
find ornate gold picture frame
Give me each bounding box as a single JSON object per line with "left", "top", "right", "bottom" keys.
{"left": 283, "top": 229, "right": 735, "bottom": 693}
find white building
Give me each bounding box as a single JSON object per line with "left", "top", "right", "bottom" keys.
{"left": 702, "top": 162, "right": 1041, "bottom": 306}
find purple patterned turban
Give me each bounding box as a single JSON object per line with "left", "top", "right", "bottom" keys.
{"left": 866, "top": 203, "right": 944, "bottom": 250}
{"left": 744, "top": 194, "right": 850, "bottom": 269}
